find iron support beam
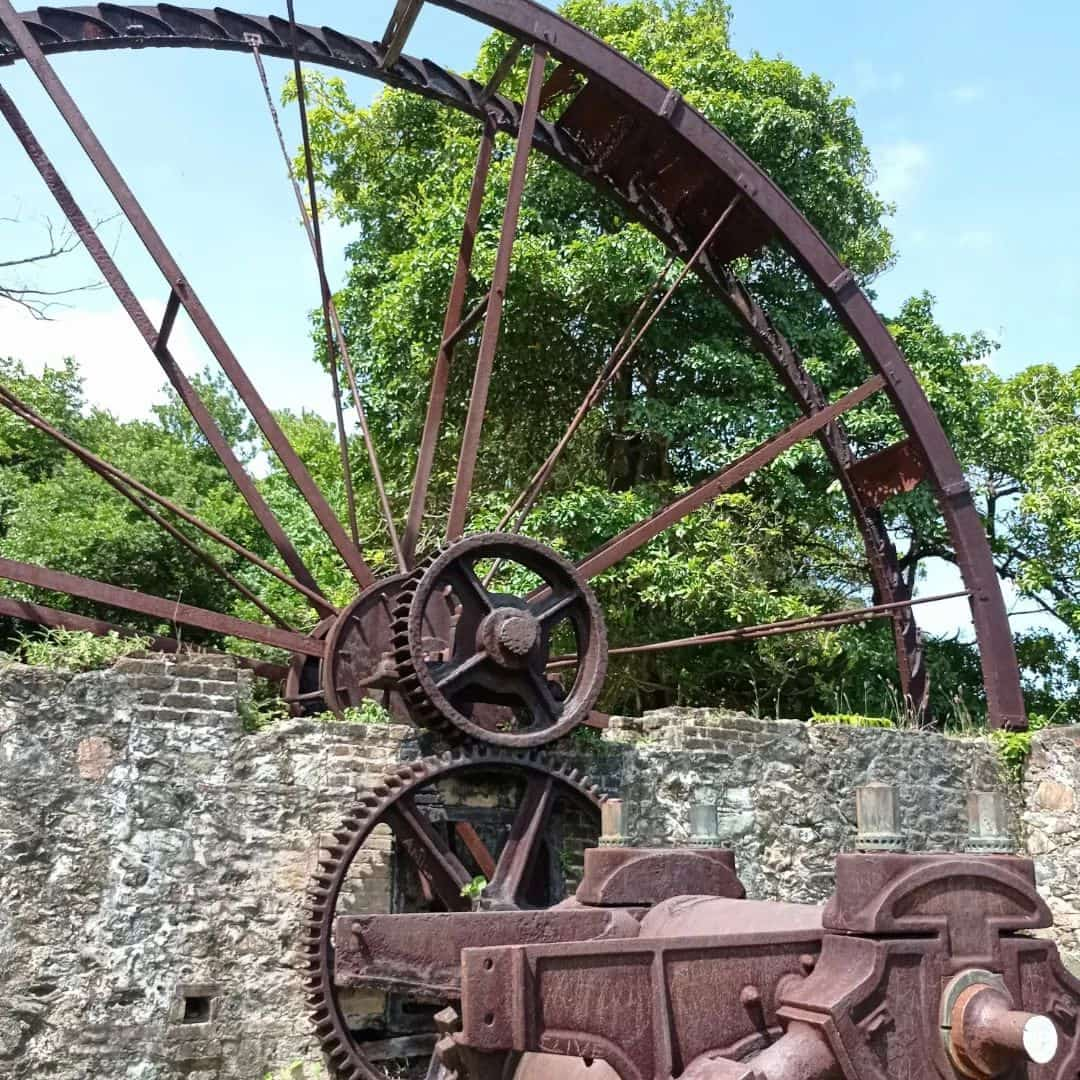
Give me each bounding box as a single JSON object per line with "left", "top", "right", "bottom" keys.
{"left": 577, "top": 374, "right": 885, "bottom": 580}
{"left": 0, "top": 596, "right": 289, "bottom": 679}
{"left": 446, "top": 45, "right": 547, "bottom": 541}
{"left": 0, "top": 0, "right": 374, "bottom": 590}
{"left": 380, "top": 0, "right": 424, "bottom": 70}
{"left": 0, "top": 558, "right": 324, "bottom": 656}
{"left": 405, "top": 121, "right": 496, "bottom": 564}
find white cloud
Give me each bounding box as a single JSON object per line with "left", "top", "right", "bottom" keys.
{"left": 874, "top": 141, "right": 931, "bottom": 204}
{"left": 853, "top": 60, "right": 905, "bottom": 94}
{"left": 0, "top": 296, "right": 201, "bottom": 420}
{"left": 950, "top": 84, "right": 986, "bottom": 104}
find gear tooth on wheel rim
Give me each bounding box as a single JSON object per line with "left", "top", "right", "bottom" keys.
{"left": 303, "top": 746, "right": 604, "bottom": 1076}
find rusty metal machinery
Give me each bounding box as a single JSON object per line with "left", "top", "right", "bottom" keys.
{"left": 1, "top": 10, "right": 1066, "bottom": 1080}
{"left": 310, "top": 772, "right": 1080, "bottom": 1080}
{"left": 0, "top": 1, "right": 1028, "bottom": 733}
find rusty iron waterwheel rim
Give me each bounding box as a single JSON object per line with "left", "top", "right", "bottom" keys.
{"left": 0, "top": 1, "right": 1027, "bottom": 734}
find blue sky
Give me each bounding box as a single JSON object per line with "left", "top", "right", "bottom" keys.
{"left": 1, "top": 0, "right": 1076, "bottom": 638}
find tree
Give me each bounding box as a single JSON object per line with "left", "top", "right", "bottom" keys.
{"left": 288, "top": 0, "right": 966, "bottom": 719}
{"left": 0, "top": 0, "right": 1076, "bottom": 726}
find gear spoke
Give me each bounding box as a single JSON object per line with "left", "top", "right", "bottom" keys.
{"left": 482, "top": 774, "right": 557, "bottom": 908}
{"left": 384, "top": 794, "right": 472, "bottom": 912}
{"left": 520, "top": 668, "right": 563, "bottom": 727}
{"left": 530, "top": 587, "right": 582, "bottom": 626}
{"left": 433, "top": 650, "right": 490, "bottom": 695}
{"left": 305, "top": 751, "right": 602, "bottom": 1079}
{"left": 444, "top": 560, "right": 495, "bottom": 616}
{"left": 394, "top": 534, "right": 606, "bottom": 747}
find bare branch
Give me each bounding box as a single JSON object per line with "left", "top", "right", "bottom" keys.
{"left": 1, "top": 212, "right": 117, "bottom": 319}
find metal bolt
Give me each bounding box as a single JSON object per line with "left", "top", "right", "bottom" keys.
{"left": 689, "top": 801, "right": 721, "bottom": 847}
{"left": 600, "top": 799, "right": 627, "bottom": 847}
{"left": 966, "top": 790, "right": 1012, "bottom": 854}
{"left": 854, "top": 781, "right": 904, "bottom": 852}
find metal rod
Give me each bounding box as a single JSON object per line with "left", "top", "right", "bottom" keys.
{"left": 0, "top": 596, "right": 289, "bottom": 679}
{"left": 496, "top": 251, "right": 679, "bottom": 532}
{"left": 157, "top": 288, "right": 180, "bottom": 353}
{"left": 380, "top": 0, "right": 424, "bottom": 70}
{"left": 478, "top": 40, "right": 524, "bottom": 104}
{"left": 0, "top": 81, "right": 332, "bottom": 611}
{"left": 576, "top": 374, "right": 886, "bottom": 580}
{"left": 405, "top": 120, "right": 496, "bottom": 563}
{"left": 715, "top": 268, "right": 926, "bottom": 716}
{"left": 440, "top": 290, "right": 490, "bottom": 353}
{"left": 6, "top": 392, "right": 293, "bottom": 632}
{"left": 0, "top": 558, "right": 324, "bottom": 657}
{"left": 548, "top": 590, "right": 971, "bottom": 668}
{"left": 252, "top": 37, "right": 405, "bottom": 571}
{"left": 446, "top": 47, "right": 547, "bottom": 542}
{"left": 0, "top": 1, "right": 374, "bottom": 589}
{"left": 0, "top": 383, "right": 335, "bottom": 616}
{"left": 499, "top": 195, "right": 740, "bottom": 536}
{"left": 283, "top": 7, "right": 360, "bottom": 548}
{"left": 95, "top": 465, "right": 295, "bottom": 630}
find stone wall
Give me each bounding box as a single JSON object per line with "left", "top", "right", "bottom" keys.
{"left": 0, "top": 657, "right": 1074, "bottom": 1079}
{"left": 1023, "top": 724, "right": 1080, "bottom": 966}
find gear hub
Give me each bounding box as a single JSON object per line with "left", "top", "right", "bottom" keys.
{"left": 393, "top": 533, "right": 607, "bottom": 747}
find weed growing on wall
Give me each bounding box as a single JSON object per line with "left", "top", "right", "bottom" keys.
{"left": 991, "top": 712, "right": 1050, "bottom": 784}
{"left": 10, "top": 628, "right": 151, "bottom": 672}
{"left": 808, "top": 711, "right": 895, "bottom": 729}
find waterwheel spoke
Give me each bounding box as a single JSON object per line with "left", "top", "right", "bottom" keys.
{"left": 0, "top": 596, "right": 290, "bottom": 679}
{"left": 0, "top": 4, "right": 374, "bottom": 590}
{"left": 384, "top": 795, "right": 472, "bottom": 911}
{"left": 482, "top": 773, "right": 556, "bottom": 907}
{"left": 0, "top": 558, "right": 324, "bottom": 657}
{"left": 445, "top": 45, "right": 548, "bottom": 542}
{"left": 0, "top": 392, "right": 294, "bottom": 631}
{"left": 280, "top": 6, "right": 406, "bottom": 569}
{"left": 405, "top": 120, "right": 496, "bottom": 564}
{"left": 576, "top": 374, "right": 886, "bottom": 581}
{"left": 0, "top": 383, "right": 336, "bottom": 617}
{"left": 0, "top": 82, "right": 331, "bottom": 610}
{"left": 498, "top": 195, "right": 742, "bottom": 534}
{"left": 546, "top": 590, "right": 970, "bottom": 668}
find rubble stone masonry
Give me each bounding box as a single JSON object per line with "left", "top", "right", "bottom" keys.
{"left": 0, "top": 657, "right": 1075, "bottom": 1078}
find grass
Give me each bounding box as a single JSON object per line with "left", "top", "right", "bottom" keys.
{"left": 10, "top": 628, "right": 151, "bottom": 672}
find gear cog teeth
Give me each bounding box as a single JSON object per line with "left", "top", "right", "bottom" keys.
{"left": 303, "top": 749, "right": 602, "bottom": 1075}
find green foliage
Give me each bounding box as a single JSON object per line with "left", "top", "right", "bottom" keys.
{"left": 571, "top": 724, "right": 606, "bottom": 749}
{"left": 1, "top": 2, "right": 1078, "bottom": 729}
{"left": 808, "top": 711, "right": 895, "bottom": 729}
{"left": 991, "top": 712, "right": 1051, "bottom": 784}
{"left": 12, "top": 628, "right": 150, "bottom": 672}
{"left": 460, "top": 875, "right": 487, "bottom": 901}
{"left": 317, "top": 700, "right": 393, "bottom": 725}
{"left": 240, "top": 689, "right": 290, "bottom": 733}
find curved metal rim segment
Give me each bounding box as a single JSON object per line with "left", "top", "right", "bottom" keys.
{"left": 0, "top": 2, "right": 1025, "bottom": 728}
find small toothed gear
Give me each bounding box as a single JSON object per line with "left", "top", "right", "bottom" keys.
{"left": 391, "top": 533, "right": 607, "bottom": 748}
{"left": 303, "top": 747, "right": 604, "bottom": 1079}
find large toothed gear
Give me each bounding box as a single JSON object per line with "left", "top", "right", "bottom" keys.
{"left": 391, "top": 533, "right": 607, "bottom": 748}
{"left": 303, "top": 747, "right": 604, "bottom": 1079}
